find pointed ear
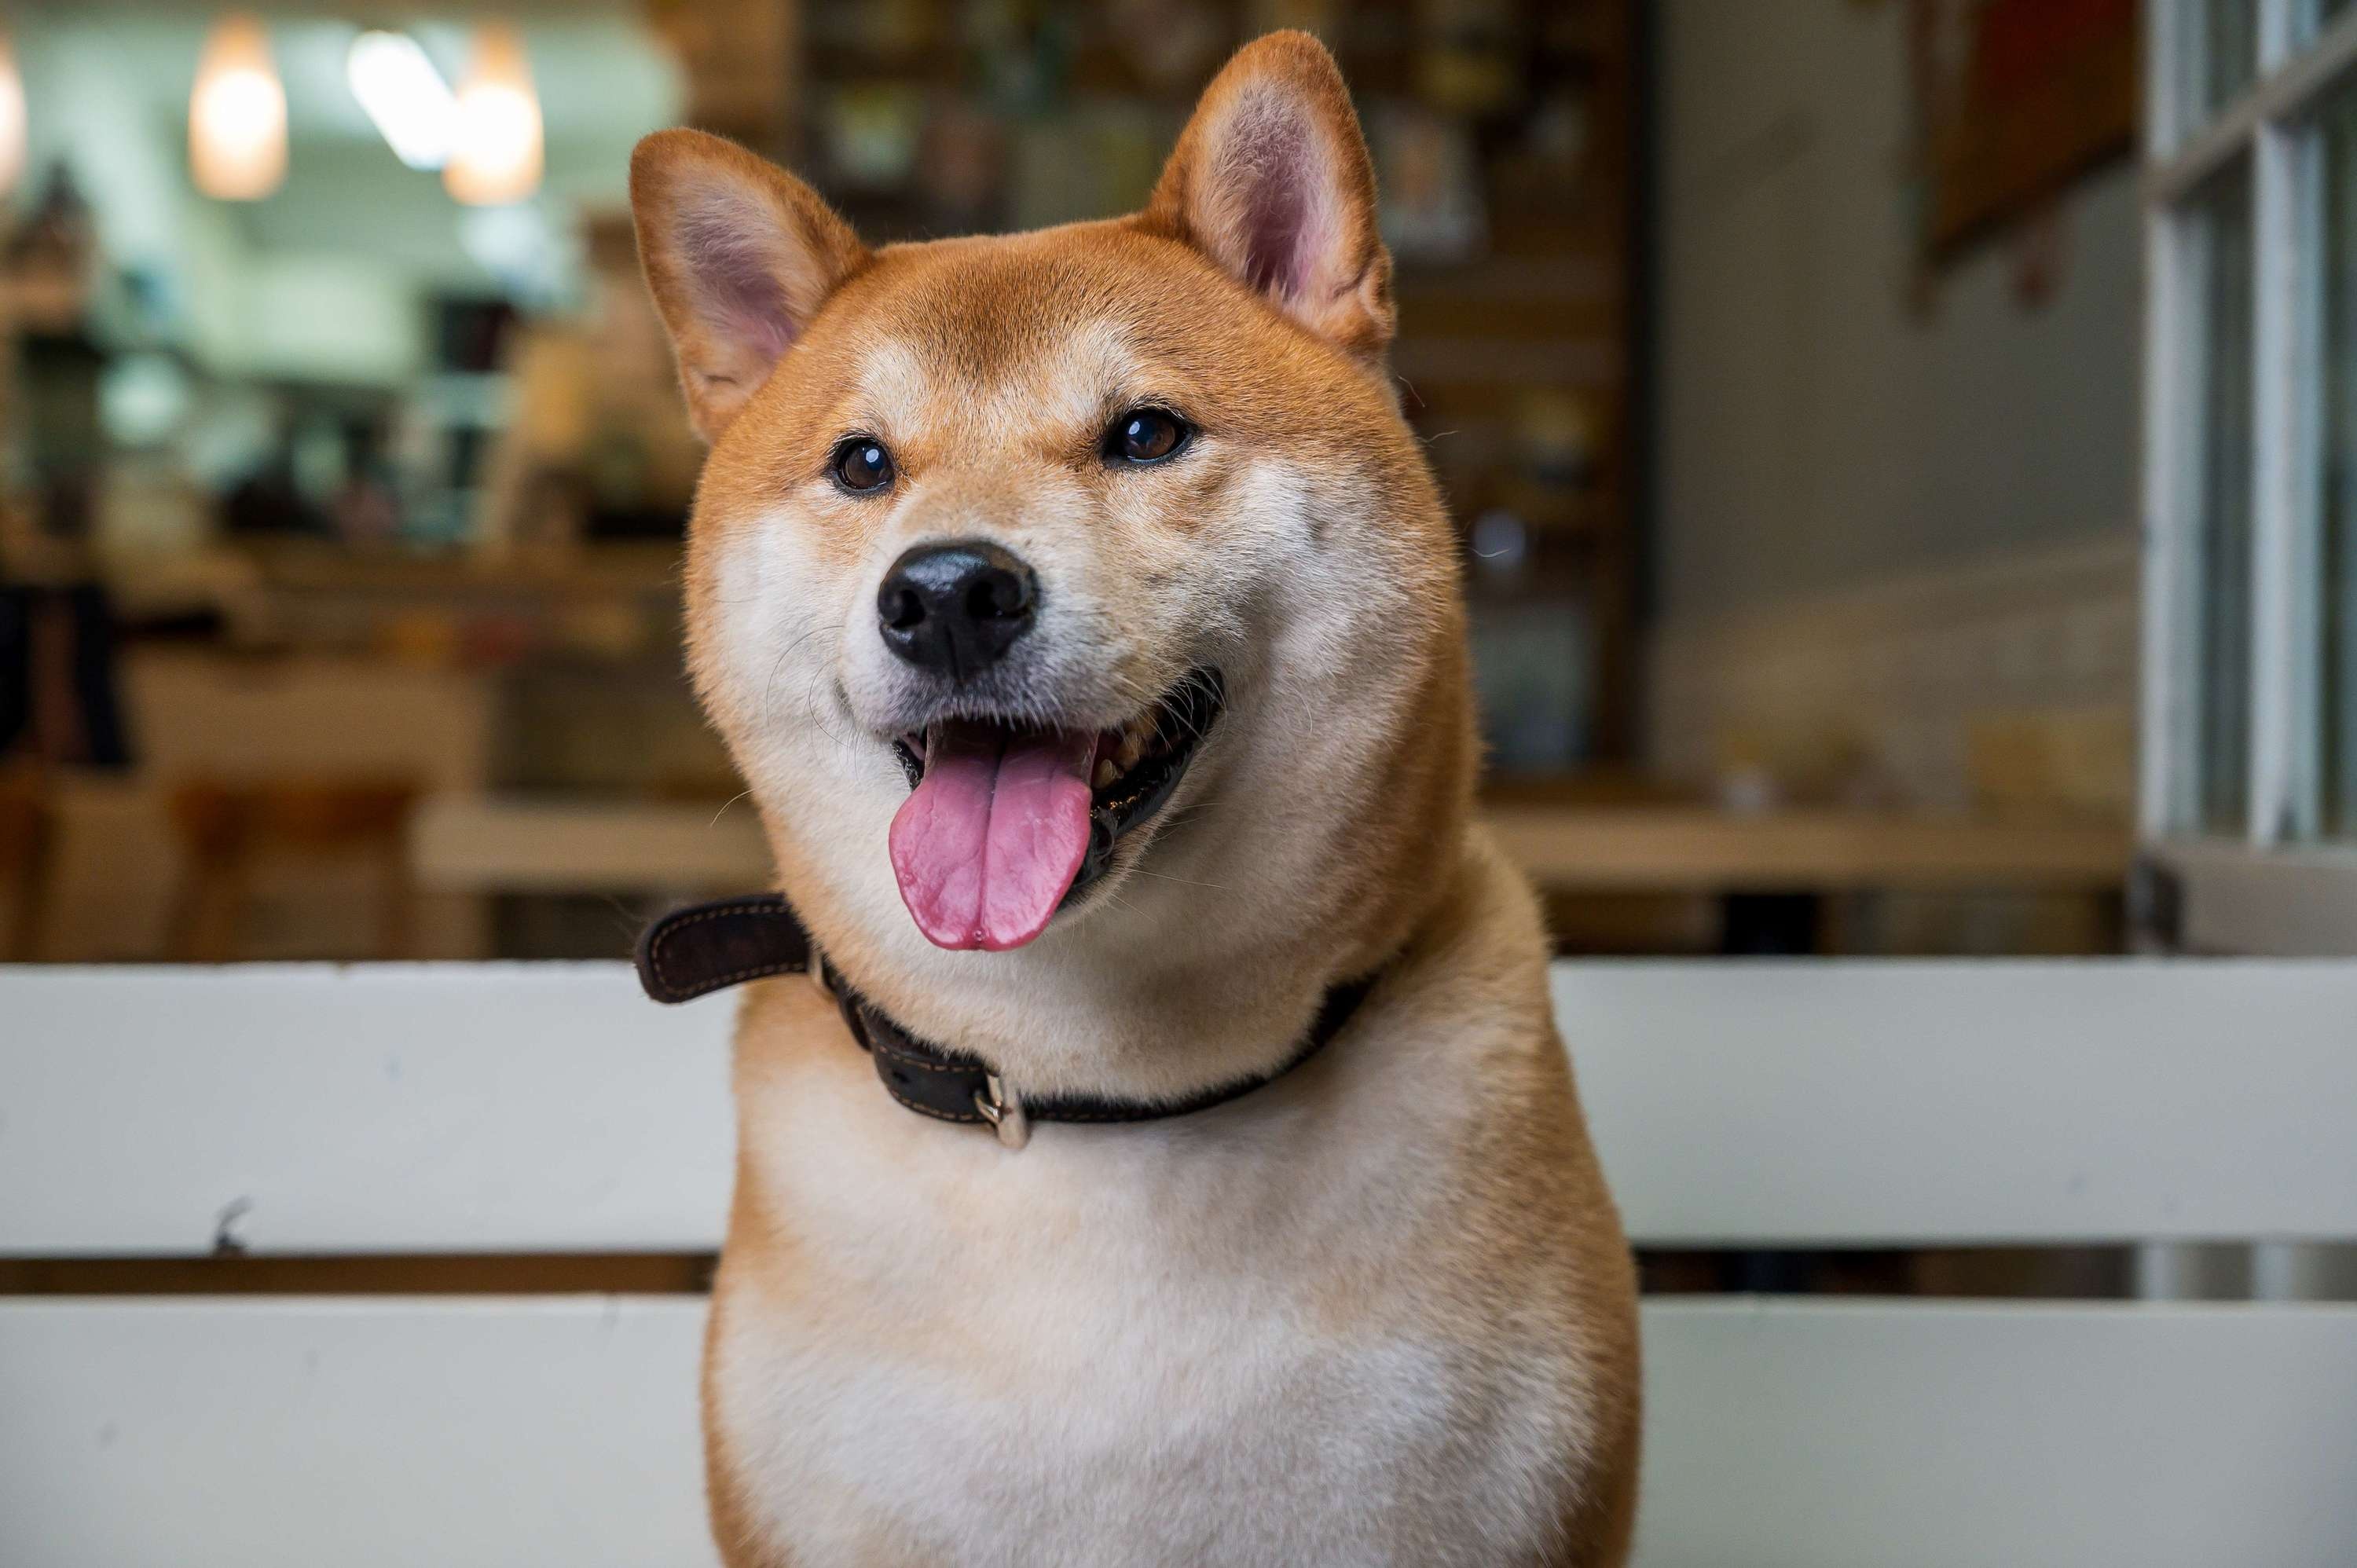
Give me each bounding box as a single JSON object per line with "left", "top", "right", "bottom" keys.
{"left": 1143, "top": 32, "right": 1393, "bottom": 358}
{"left": 629, "top": 129, "right": 868, "bottom": 441}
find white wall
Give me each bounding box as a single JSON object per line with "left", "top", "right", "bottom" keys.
{"left": 1652, "top": 0, "right": 2141, "bottom": 621}
{"left": 1645, "top": 0, "right": 2144, "bottom": 819}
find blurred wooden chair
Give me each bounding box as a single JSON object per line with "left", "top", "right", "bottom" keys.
{"left": 0, "top": 768, "right": 54, "bottom": 962}
{"left": 166, "top": 779, "right": 420, "bottom": 962}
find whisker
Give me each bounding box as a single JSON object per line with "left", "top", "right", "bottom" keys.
{"left": 1124, "top": 867, "right": 1235, "bottom": 893}
{"left": 762, "top": 622, "right": 840, "bottom": 716}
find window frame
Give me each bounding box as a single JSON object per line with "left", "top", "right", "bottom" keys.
{"left": 2143, "top": 0, "right": 2357, "bottom": 954}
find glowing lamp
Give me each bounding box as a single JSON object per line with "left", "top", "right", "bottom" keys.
{"left": 0, "top": 32, "right": 27, "bottom": 199}
{"left": 190, "top": 14, "right": 287, "bottom": 201}
{"left": 445, "top": 24, "right": 541, "bottom": 206}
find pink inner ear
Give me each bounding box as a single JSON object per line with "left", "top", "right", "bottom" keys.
{"left": 679, "top": 201, "right": 797, "bottom": 367}
{"left": 1222, "top": 93, "right": 1336, "bottom": 303}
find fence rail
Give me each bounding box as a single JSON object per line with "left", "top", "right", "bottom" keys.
{"left": 4, "top": 959, "right": 2355, "bottom": 1566}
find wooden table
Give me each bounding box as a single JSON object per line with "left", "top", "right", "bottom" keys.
{"left": 413, "top": 794, "right": 2129, "bottom": 911}
{"left": 1482, "top": 805, "right": 2129, "bottom": 894}
{"left": 410, "top": 793, "right": 770, "bottom": 894}
{"left": 1483, "top": 805, "right": 2130, "bottom": 954}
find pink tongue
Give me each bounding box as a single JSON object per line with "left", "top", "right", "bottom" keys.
{"left": 889, "top": 723, "right": 1097, "bottom": 951}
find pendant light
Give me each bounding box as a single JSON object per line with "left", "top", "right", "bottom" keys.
{"left": 0, "top": 31, "right": 26, "bottom": 200}
{"left": 445, "top": 24, "right": 541, "bottom": 206}
{"left": 190, "top": 14, "right": 287, "bottom": 201}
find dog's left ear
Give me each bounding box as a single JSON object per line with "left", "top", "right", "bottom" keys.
{"left": 1143, "top": 31, "right": 1394, "bottom": 359}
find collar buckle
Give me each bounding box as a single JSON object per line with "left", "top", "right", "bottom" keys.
{"left": 974, "top": 1073, "right": 1031, "bottom": 1151}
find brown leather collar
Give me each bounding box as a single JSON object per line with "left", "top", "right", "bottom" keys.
{"left": 636, "top": 894, "right": 1375, "bottom": 1149}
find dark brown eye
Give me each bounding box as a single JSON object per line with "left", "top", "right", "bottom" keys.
{"left": 1107, "top": 408, "right": 1189, "bottom": 465}
{"left": 831, "top": 438, "right": 894, "bottom": 493}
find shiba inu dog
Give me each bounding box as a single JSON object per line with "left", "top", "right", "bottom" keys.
{"left": 629, "top": 31, "right": 1639, "bottom": 1566}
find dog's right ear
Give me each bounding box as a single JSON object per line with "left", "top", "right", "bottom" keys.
{"left": 629, "top": 129, "right": 867, "bottom": 441}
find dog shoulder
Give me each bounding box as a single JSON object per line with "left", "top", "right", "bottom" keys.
{"left": 1397, "top": 830, "right": 1645, "bottom": 1564}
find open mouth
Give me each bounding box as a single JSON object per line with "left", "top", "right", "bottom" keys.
{"left": 885, "top": 668, "right": 1225, "bottom": 951}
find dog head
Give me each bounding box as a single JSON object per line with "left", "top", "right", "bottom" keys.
{"left": 632, "top": 33, "right": 1474, "bottom": 1090}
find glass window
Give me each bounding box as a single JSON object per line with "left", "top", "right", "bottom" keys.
{"left": 2297, "top": 0, "right": 2354, "bottom": 46}
{"left": 2322, "top": 88, "right": 2357, "bottom": 836}
{"left": 2152, "top": 0, "right": 2357, "bottom": 951}
{"left": 2181, "top": 0, "right": 2259, "bottom": 123}
{"left": 2185, "top": 163, "right": 2256, "bottom": 833}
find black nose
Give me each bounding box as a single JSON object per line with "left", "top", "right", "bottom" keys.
{"left": 876, "top": 540, "right": 1037, "bottom": 680}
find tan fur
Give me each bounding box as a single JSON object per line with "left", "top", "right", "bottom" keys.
{"left": 634, "top": 33, "right": 1637, "bottom": 1567}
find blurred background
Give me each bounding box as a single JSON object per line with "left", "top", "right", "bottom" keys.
{"left": 0, "top": 0, "right": 2345, "bottom": 963}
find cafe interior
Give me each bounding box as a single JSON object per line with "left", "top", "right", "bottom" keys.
{"left": 0, "top": 1, "right": 2170, "bottom": 965}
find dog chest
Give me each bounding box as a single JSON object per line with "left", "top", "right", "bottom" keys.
{"left": 706, "top": 1068, "right": 1594, "bottom": 1566}
{"left": 707, "top": 1258, "right": 1583, "bottom": 1568}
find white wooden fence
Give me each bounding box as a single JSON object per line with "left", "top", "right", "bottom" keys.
{"left": 3, "top": 961, "right": 2355, "bottom": 1566}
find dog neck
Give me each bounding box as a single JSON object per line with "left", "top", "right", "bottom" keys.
{"left": 638, "top": 892, "right": 1387, "bottom": 1146}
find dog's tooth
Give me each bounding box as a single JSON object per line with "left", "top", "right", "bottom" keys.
{"left": 1093, "top": 758, "right": 1119, "bottom": 789}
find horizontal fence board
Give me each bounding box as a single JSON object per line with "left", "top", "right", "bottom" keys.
{"left": 5, "top": 1297, "right": 2352, "bottom": 1567}
{"left": 0, "top": 1297, "right": 711, "bottom": 1568}
{"left": 4, "top": 961, "right": 2355, "bottom": 1255}
{"left": 1637, "top": 1299, "right": 2357, "bottom": 1568}
{"left": 1560, "top": 960, "right": 2357, "bottom": 1244}
{"left": 0, "top": 965, "right": 736, "bottom": 1256}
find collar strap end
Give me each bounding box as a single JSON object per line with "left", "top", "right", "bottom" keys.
{"left": 636, "top": 894, "right": 812, "bottom": 1004}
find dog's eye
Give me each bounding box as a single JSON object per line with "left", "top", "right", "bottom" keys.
{"left": 1105, "top": 408, "right": 1189, "bottom": 465}
{"left": 831, "top": 438, "right": 895, "bottom": 493}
